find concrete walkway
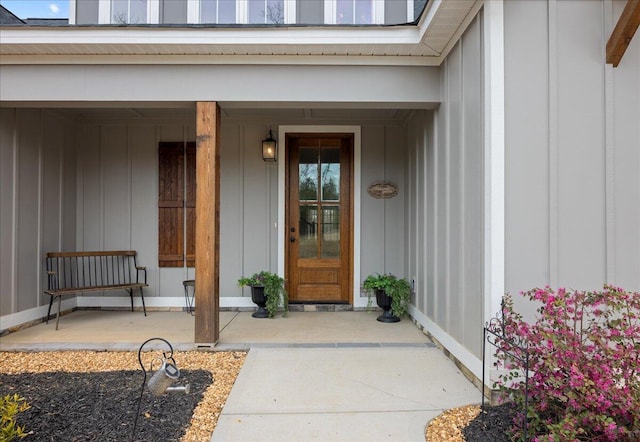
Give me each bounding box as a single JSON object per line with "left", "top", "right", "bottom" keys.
{"left": 211, "top": 346, "right": 479, "bottom": 441}
{"left": 1, "top": 310, "right": 482, "bottom": 441}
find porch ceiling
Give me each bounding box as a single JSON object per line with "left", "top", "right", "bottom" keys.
{"left": 0, "top": 0, "right": 481, "bottom": 66}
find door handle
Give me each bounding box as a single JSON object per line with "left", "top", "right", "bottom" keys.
{"left": 290, "top": 237, "right": 296, "bottom": 243}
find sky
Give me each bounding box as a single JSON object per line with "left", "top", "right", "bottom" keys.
{"left": 1, "top": 0, "right": 68, "bottom": 19}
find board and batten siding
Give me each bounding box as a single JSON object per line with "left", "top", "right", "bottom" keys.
{"left": 406, "top": 12, "right": 484, "bottom": 359}
{"left": 0, "top": 108, "right": 77, "bottom": 316}
{"left": 75, "top": 122, "right": 195, "bottom": 302}
{"left": 0, "top": 114, "right": 405, "bottom": 312}
{"left": 222, "top": 118, "right": 408, "bottom": 301}
{"left": 75, "top": 117, "right": 407, "bottom": 303}
{"left": 359, "top": 124, "right": 407, "bottom": 285}
{"left": 504, "top": 0, "right": 640, "bottom": 303}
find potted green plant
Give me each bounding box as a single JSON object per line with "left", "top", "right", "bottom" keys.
{"left": 237, "top": 271, "right": 288, "bottom": 318}
{"left": 362, "top": 273, "right": 411, "bottom": 323}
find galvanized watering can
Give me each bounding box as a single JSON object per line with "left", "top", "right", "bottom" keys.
{"left": 147, "top": 356, "right": 190, "bottom": 396}
{"left": 137, "top": 337, "right": 191, "bottom": 396}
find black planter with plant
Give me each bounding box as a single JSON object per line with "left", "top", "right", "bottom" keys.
{"left": 362, "top": 273, "right": 411, "bottom": 322}
{"left": 249, "top": 285, "right": 269, "bottom": 318}
{"left": 237, "top": 271, "right": 288, "bottom": 318}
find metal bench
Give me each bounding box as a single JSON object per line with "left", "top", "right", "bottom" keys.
{"left": 45, "top": 250, "right": 148, "bottom": 329}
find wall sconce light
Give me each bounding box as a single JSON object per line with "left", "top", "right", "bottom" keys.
{"left": 262, "top": 130, "right": 277, "bottom": 162}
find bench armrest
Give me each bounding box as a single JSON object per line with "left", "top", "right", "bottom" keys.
{"left": 136, "top": 265, "right": 147, "bottom": 285}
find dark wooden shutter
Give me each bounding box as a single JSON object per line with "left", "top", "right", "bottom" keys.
{"left": 158, "top": 142, "right": 185, "bottom": 267}
{"left": 186, "top": 142, "right": 196, "bottom": 267}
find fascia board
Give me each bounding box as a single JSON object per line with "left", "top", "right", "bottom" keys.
{"left": 416, "top": 0, "right": 444, "bottom": 40}
{"left": 416, "top": 0, "right": 483, "bottom": 56}
{"left": 0, "top": 25, "right": 423, "bottom": 46}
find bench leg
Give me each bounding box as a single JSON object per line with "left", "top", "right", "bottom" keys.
{"left": 140, "top": 287, "right": 147, "bottom": 316}
{"left": 46, "top": 296, "right": 54, "bottom": 324}
{"left": 55, "top": 295, "right": 62, "bottom": 330}
{"left": 128, "top": 288, "right": 134, "bottom": 312}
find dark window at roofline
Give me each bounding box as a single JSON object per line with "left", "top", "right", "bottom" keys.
{"left": 1, "top": 0, "right": 430, "bottom": 27}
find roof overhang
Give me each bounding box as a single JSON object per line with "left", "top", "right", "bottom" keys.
{"left": 0, "top": 0, "right": 482, "bottom": 66}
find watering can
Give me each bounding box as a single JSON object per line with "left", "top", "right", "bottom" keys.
{"left": 147, "top": 356, "right": 190, "bottom": 396}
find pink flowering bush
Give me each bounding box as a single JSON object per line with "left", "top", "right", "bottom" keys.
{"left": 490, "top": 285, "right": 640, "bottom": 441}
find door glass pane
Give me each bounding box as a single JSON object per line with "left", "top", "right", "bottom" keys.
{"left": 321, "top": 148, "right": 340, "bottom": 201}
{"left": 299, "top": 205, "right": 318, "bottom": 258}
{"left": 299, "top": 147, "right": 318, "bottom": 201}
{"left": 321, "top": 206, "right": 340, "bottom": 258}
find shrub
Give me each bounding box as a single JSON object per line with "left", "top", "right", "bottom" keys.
{"left": 1, "top": 394, "right": 30, "bottom": 441}
{"left": 490, "top": 285, "right": 640, "bottom": 441}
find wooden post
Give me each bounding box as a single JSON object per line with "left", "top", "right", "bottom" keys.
{"left": 195, "top": 102, "right": 220, "bottom": 344}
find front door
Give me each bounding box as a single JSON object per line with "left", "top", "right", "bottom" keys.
{"left": 286, "top": 133, "right": 353, "bottom": 303}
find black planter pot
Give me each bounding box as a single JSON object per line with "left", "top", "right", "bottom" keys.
{"left": 375, "top": 289, "right": 400, "bottom": 323}
{"left": 250, "top": 285, "right": 269, "bottom": 318}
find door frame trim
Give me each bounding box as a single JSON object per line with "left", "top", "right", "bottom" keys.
{"left": 278, "top": 125, "right": 364, "bottom": 307}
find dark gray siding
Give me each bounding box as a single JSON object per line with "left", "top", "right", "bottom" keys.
{"left": 161, "top": 0, "right": 187, "bottom": 24}
{"left": 76, "top": 0, "right": 99, "bottom": 24}
{"left": 297, "top": 0, "right": 323, "bottom": 25}
{"left": 385, "top": 0, "right": 407, "bottom": 24}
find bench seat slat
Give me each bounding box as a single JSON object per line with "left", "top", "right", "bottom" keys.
{"left": 45, "top": 283, "right": 148, "bottom": 295}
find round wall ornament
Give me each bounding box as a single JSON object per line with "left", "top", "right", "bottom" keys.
{"left": 367, "top": 181, "right": 399, "bottom": 199}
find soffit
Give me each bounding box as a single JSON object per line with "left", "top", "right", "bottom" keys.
{"left": 0, "top": 0, "right": 481, "bottom": 66}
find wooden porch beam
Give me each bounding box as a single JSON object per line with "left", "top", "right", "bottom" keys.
{"left": 195, "top": 101, "right": 220, "bottom": 344}
{"left": 606, "top": 0, "right": 640, "bottom": 67}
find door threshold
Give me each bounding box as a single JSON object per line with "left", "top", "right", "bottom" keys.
{"left": 288, "top": 304, "right": 353, "bottom": 312}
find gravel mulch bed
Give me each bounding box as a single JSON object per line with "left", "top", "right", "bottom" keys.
{"left": 426, "top": 403, "right": 516, "bottom": 442}
{"left": 0, "top": 351, "right": 246, "bottom": 442}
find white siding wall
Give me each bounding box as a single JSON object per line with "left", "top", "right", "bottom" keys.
{"left": 504, "top": 0, "right": 640, "bottom": 302}
{"left": 0, "top": 109, "right": 77, "bottom": 316}
{"left": 406, "top": 13, "right": 485, "bottom": 358}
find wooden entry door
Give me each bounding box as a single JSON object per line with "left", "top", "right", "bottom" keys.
{"left": 286, "top": 133, "right": 353, "bottom": 303}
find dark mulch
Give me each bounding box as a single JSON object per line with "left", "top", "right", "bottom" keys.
{"left": 0, "top": 370, "right": 212, "bottom": 442}
{"left": 463, "top": 403, "right": 517, "bottom": 442}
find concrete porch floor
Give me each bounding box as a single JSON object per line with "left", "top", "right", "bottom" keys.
{"left": 0, "top": 309, "right": 433, "bottom": 351}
